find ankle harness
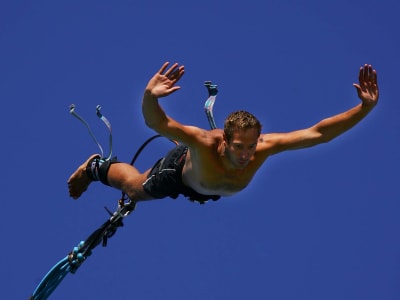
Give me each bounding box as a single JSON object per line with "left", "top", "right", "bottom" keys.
{"left": 86, "top": 156, "right": 119, "bottom": 186}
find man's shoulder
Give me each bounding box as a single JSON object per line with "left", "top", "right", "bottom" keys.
{"left": 187, "top": 130, "right": 224, "bottom": 154}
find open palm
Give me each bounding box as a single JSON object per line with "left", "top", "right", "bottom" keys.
{"left": 146, "top": 62, "right": 185, "bottom": 98}
{"left": 353, "top": 64, "right": 379, "bottom": 107}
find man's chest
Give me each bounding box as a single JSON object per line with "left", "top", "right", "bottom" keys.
{"left": 184, "top": 158, "right": 258, "bottom": 196}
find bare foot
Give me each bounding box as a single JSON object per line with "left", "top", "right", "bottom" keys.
{"left": 68, "top": 154, "right": 100, "bottom": 199}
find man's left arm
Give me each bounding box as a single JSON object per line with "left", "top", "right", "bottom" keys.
{"left": 262, "top": 64, "right": 379, "bottom": 154}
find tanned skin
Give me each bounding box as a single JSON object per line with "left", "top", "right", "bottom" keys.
{"left": 68, "top": 63, "right": 378, "bottom": 201}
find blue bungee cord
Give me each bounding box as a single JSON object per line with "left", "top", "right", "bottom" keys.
{"left": 30, "top": 82, "right": 219, "bottom": 300}
{"left": 204, "top": 81, "right": 218, "bottom": 130}
{"left": 95, "top": 105, "right": 113, "bottom": 161}
{"left": 30, "top": 105, "right": 134, "bottom": 300}
{"left": 30, "top": 199, "right": 135, "bottom": 300}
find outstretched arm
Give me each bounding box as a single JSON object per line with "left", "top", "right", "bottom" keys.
{"left": 141, "top": 62, "right": 205, "bottom": 145}
{"left": 262, "top": 64, "right": 379, "bottom": 154}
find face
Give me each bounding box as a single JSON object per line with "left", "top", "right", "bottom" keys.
{"left": 224, "top": 128, "right": 259, "bottom": 169}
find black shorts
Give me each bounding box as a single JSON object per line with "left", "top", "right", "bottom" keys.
{"left": 142, "top": 145, "right": 221, "bottom": 204}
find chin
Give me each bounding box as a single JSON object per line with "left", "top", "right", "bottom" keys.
{"left": 236, "top": 162, "right": 248, "bottom": 169}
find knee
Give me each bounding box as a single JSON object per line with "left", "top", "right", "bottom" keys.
{"left": 120, "top": 173, "right": 153, "bottom": 201}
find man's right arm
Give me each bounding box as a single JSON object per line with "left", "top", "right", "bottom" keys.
{"left": 142, "top": 90, "right": 169, "bottom": 130}
{"left": 141, "top": 62, "right": 205, "bottom": 146}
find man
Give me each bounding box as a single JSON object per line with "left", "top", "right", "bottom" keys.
{"left": 68, "top": 62, "right": 379, "bottom": 204}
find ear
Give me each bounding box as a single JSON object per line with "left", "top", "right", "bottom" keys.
{"left": 223, "top": 132, "right": 228, "bottom": 144}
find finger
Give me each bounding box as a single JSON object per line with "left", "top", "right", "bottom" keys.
{"left": 167, "top": 67, "right": 184, "bottom": 85}
{"left": 163, "top": 86, "right": 181, "bottom": 97}
{"left": 158, "top": 62, "right": 170, "bottom": 74}
{"left": 363, "top": 64, "right": 369, "bottom": 83}
{"left": 353, "top": 83, "right": 362, "bottom": 98}
{"left": 368, "top": 65, "right": 378, "bottom": 84}
{"left": 169, "top": 66, "right": 180, "bottom": 79}
{"left": 164, "top": 63, "right": 179, "bottom": 76}
{"left": 367, "top": 64, "right": 375, "bottom": 81}
{"left": 358, "top": 66, "right": 364, "bottom": 85}
{"left": 169, "top": 86, "right": 181, "bottom": 92}
{"left": 372, "top": 69, "right": 378, "bottom": 85}
{"left": 177, "top": 66, "right": 185, "bottom": 79}
{"left": 170, "top": 65, "right": 185, "bottom": 80}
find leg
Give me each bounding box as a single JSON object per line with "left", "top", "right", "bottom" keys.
{"left": 107, "top": 163, "right": 154, "bottom": 201}
{"left": 68, "top": 155, "right": 154, "bottom": 201}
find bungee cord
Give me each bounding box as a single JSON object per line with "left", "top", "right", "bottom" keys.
{"left": 30, "top": 82, "right": 219, "bottom": 300}
{"left": 204, "top": 81, "right": 218, "bottom": 130}
{"left": 96, "top": 105, "right": 113, "bottom": 161}
{"left": 69, "top": 104, "right": 105, "bottom": 159}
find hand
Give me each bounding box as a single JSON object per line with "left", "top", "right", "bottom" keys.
{"left": 353, "top": 64, "right": 379, "bottom": 107}
{"left": 145, "top": 62, "right": 185, "bottom": 98}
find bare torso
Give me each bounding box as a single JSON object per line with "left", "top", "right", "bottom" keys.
{"left": 181, "top": 129, "right": 267, "bottom": 197}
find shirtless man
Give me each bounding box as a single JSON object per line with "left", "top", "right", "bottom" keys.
{"left": 68, "top": 62, "right": 379, "bottom": 204}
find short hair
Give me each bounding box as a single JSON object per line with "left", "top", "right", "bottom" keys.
{"left": 224, "top": 110, "right": 262, "bottom": 142}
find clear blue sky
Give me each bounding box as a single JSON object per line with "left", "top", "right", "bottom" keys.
{"left": 1, "top": 1, "right": 399, "bottom": 299}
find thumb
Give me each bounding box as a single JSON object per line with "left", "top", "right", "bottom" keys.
{"left": 160, "top": 86, "right": 181, "bottom": 98}
{"left": 353, "top": 83, "right": 362, "bottom": 97}
{"left": 168, "top": 86, "right": 181, "bottom": 93}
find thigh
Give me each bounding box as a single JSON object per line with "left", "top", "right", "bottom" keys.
{"left": 107, "top": 163, "right": 154, "bottom": 201}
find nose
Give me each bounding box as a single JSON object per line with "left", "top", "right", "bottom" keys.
{"left": 240, "top": 151, "right": 250, "bottom": 160}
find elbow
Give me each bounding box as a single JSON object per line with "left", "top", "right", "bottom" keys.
{"left": 320, "top": 137, "right": 332, "bottom": 145}
{"left": 145, "top": 118, "right": 162, "bottom": 131}
{"left": 311, "top": 125, "right": 335, "bottom": 144}
{"left": 144, "top": 115, "right": 169, "bottom": 134}
{"left": 144, "top": 119, "right": 155, "bottom": 129}
{"left": 317, "top": 131, "right": 338, "bottom": 144}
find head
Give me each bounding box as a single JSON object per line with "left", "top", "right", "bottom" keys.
{"left": 223, "top": 111, "right": 262, "bottom": 169}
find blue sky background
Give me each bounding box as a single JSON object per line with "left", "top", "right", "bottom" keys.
{"left": 1, "top": 1, "right": 399, "bottom": 299}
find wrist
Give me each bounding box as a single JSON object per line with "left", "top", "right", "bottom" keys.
{"left": 144, "top": 89, "right": 158, "bottom": 100}
{"left": 361, "top": 100, "right": 377, "bottom": 110}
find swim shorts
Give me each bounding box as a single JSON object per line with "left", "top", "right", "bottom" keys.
{"left": 143, "top": 145, "right": 221, "bottom": 204}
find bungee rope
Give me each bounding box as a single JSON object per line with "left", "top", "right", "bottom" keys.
{"left": 204, "top": 81, "right": 218, "bottom": 130}
{"left": 30, "top": 199, "right": 134, "bottom": 300}
{"left": 95, "top": 105, "right": 113, "bottom": 161}
{"left": 30, "top": 105, "right": 138, "bottom": 300}
{"left": 30, "top": 82, "right": 219, "bottom": 300}
{"left": 69, "top": 104, "right": 105, "bottom": 159}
